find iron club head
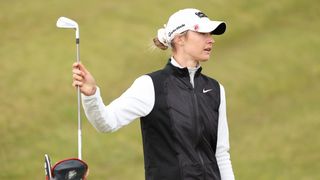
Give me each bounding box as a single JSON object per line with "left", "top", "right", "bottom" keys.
{"left": 56, "top": 17, "right": 79, "bottom": 39}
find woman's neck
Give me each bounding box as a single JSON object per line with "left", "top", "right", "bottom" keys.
{"left": 172, "top": 54, "right": 199, "bottom": 68}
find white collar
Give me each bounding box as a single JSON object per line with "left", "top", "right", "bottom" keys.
{"left": 170, "top": 57, "right": 201, "bottom": 70}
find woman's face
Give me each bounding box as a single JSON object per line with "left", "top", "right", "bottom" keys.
{"left": 179, "top": 31, "right": 214, "bottom": 62}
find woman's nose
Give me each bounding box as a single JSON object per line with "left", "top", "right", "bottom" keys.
{"left": 208, "top": 35, "right": 214, "bottom": 44}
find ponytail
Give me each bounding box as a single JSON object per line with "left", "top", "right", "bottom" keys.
{"left": 153, "top": 37, "right": 168, "bottom": 50}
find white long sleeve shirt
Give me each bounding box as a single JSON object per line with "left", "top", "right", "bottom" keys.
{"left": 81, "top": 59, "right": 235, "bottom": 179}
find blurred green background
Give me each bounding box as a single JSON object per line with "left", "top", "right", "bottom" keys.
{"left": 1, "top": 0, "right": 319, "bottom": 179}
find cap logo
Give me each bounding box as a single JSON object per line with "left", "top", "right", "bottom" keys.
{"left": 194, "top": 24, "right": 199, "bottom": 31}
{"left": 168, "top": 24, "right": 185, "bottom": 37}
{"left": 195, "top": 12, "right": 208, "bottom": 18}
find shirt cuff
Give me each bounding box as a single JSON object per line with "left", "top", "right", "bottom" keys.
{"left": 81, "top": 86, "right": 100, "bottom": 100}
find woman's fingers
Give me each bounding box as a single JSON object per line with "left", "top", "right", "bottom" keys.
{"left": 72, "top": 68, "right": 84, "bottom": 77}
{"left": 72, "top": 63, "right": 85, "bottom": 88}
{"left": 72, "top": 80, "right": 83, "bottom": 87}
{"left": 73, "top": 62, "right": 89, "bottom": 74}
{"left": 73, "top": 73, "right": 83, "bottom": 81}
{"left": 72, "top": 62, "right": 97, "bottom": 96}
{"left": 72, "top": 62, "right": 80, "bottom": 70}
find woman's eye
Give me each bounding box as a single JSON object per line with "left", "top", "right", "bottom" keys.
{"left": 199, "top": 32, "right": 209, "bottom": 36}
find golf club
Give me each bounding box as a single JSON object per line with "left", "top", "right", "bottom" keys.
{"left": 44, "top": 154, "right": 52, "bottom": 180}
{"left": 56, "top": 16, "right": 82, "bottom": 160}
{"left": 42, "top": 16, "right": 89, "bottom": 180}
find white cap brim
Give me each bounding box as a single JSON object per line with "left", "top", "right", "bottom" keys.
{"left": 197, "top": 20, "right": 226, "bottom": 35}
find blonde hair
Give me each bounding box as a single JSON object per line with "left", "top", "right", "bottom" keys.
{"left": 153, "top": 31, "right": 188, "bottom": 51}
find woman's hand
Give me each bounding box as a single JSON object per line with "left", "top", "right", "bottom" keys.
{"left": 72, "top": 62, "right": 97, "bottom": 96}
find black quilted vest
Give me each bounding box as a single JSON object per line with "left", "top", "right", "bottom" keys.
{"left": 140, "top": 60, "right": 221, "bottom": 180}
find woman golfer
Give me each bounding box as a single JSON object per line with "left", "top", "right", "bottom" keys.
{"left": 72, "top": 8, "right": 235, "bottom": 180}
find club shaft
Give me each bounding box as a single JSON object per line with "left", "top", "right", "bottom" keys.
{"left": 76, "top": 40, "right": 82, "bottom": 160}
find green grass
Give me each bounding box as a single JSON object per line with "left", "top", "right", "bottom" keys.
{"left": 1, "top": 0, "right": 319, "bottom": 179}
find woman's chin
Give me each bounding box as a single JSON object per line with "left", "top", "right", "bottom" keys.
{"left": 198, "top": 56, "right": 210, "bottom": 62}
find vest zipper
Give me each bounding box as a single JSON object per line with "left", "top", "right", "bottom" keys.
{"left": 192, "top": 90, "right": 207, "bottom": 180}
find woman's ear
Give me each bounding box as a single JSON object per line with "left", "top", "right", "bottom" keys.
{"left": 174, "top": 34, "right": 185, "bottom": 46}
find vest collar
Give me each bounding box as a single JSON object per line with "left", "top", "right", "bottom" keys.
{"left": 165, "top": 58, "right": 202, "bottom": 77}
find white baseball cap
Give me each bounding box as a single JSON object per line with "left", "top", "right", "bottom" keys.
{"left": 157, "top": 8, "right": 226, "bottom": 47}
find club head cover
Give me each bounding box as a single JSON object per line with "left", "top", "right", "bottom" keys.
{"left": 51, "top": 158, "right": 88, "bottom": 180}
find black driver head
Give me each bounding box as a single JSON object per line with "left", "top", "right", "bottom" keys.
{"left": 52, "top": 158, "right": 88, "bottom": 180}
